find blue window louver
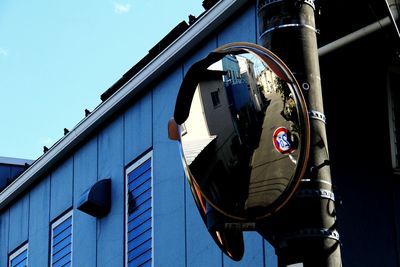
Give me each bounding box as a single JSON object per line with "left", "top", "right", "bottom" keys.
{"left": 9, "top": 244, "right": 28, "bottom": 267}
{"left": 51, "top": 211, "right": 73, "bottom": 267}
{"left": 126, "top": 154, "right": 152, "bottom": 267}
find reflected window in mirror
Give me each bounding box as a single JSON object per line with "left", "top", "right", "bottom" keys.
{"left": 211, "top": 90, "right": 221, "bottom": 107}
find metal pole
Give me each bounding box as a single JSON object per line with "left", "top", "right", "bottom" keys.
{"left": 257, "top": 0, "right": 342, "bottom": 266}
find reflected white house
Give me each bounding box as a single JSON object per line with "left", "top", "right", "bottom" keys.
{"left": 257, "top": 67, "right": 276, "bottom": 95}
{"left": 181, "top": 71, "right": 240, "bottom": 195}
{"left": 237, "top": 56, "right": 263, "bottom": 112}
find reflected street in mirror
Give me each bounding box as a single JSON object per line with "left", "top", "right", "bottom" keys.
{"left": 177, "top": 44, "right": 309, "bottom": 221}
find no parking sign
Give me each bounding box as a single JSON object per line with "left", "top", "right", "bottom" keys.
{"left": 273, "top": 127, "right": 295, "bottom": 154}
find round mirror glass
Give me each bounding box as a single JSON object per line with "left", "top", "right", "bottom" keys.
{"left": 174, "top": 43, "right": 310, "bottom": 221}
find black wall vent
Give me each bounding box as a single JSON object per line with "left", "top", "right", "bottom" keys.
{"left": 78, "top": 179, "right": 111, "bottom": 218}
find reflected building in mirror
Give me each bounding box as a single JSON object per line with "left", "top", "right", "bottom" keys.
{"left": 181, "top": 53, "right": 269, "bottom": 217}
{"left": 257, "top": 67, "right": 276, "bottom": 95}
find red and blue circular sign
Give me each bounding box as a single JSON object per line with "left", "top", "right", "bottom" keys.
{"left": 273, "top": 127, "right": 294, "bottom": 154}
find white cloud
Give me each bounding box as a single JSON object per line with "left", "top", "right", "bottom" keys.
{"left": 113, "top": 2, "right": 131, "bottom": 14}
{"left": 0, "top": 47, "right": 8, "bottom": 56}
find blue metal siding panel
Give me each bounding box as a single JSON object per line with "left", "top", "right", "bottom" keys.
{"left": 73, "top": 137, "right": 97, "bottom": 267}
{"left": 0, "top": 209, "right": 9, "bottom": 267}
{"left": 223, "top": 232, "right": 265, "bottom": 267}
{"left": 127, "top": 157, "right": 152, "bottom": 267}
{"left": 50, "top": 158, "right": 73, "bottom": 220}
{"left": 152, "top": 67, "right": 188, "bottom": 266}
{"left": 97, "top": 116, "right": 124, "bottom": 267}
{"left": 124, "top": 92, "right": 153, "bottom": 165}
{"left": 73, "top": 138, "right": 98, "bottom": 201}
{"left": 28, "top": 178, "right": 50, "bottom": 267}
{"left": 217, "top": 3, "right": 257, "bottom": 45}
{"left": 264, "top": 240, "right": 278, "bottom": 267}
{"left": 9, "top": 194, "right": 29, "bottom": 252}
{"left": 184, "top": 183, "right": 222, "bottom": 266}
{"left": 183, "top": 36, "right": 218, "bottom": 74}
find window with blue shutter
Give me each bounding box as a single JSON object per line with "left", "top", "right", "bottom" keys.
{"left": 8, "top": 243, "right": 28, "bottom": 267}
{"left": 51, "top": 211, "right": 73, "bottom": 267}
{"left": 126, "top": 152, "right": 152, "bottom": 267}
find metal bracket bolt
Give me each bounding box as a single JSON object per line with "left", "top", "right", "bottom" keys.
{"left": 302, "top": 82, "right": 310, "bottom": 91}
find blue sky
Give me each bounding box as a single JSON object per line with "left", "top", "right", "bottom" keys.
{"left": 0, "top": 0, "right": 204, "bottom": 160}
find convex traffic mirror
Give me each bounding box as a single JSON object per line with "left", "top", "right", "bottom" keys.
{"left": 168, "top": 42, "right": 310, "bottom": 259}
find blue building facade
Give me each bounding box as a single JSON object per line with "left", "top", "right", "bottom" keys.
{"left": 0, "top": 1, "right": 277, "bottom": 266}
{"left": 1, "top": 0, "right": 400, "bottom": 266}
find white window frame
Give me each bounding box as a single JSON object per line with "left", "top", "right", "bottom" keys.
{"left": 50, "top": 210, "right": 73, "bottom": 267}
{"left": 388, "top": 68, "right": 400, "bottom": 174}
{"left": 8, "top": 243, "right": 28, "bottom": 267}
{"left": 125, "top": 151, "right": 154, "bottom": 267}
